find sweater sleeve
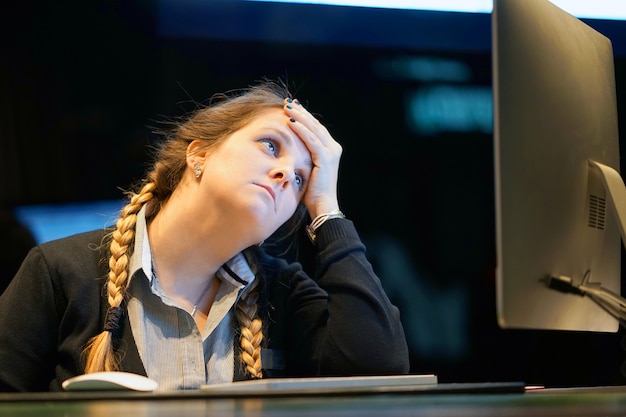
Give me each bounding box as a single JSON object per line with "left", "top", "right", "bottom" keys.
{"left": 0, "top": 247, "right": 61, "bottom": 392}
{"left": 281, "top": 218, "right": 410, "bottom": 376}
{"left": 0, "top": 231, "right": 110, "bottom": 392}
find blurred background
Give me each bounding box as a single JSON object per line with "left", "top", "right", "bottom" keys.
{"left": 2, "top": 0, "right": 626, "bottom": 388}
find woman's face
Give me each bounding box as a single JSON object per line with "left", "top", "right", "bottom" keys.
{"left": 194, "top": 108, "right": 312, "bottom": 244}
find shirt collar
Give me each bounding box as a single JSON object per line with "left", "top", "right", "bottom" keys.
{"left": 127, "top": 205, "right": 150, "bottom": 281}
{"left": 217, "top": 253, "right": 255, "bottom": 290}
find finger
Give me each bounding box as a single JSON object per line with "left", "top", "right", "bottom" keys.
{"left": 283, "top": 101, "right": 337, "bottom": 149}
{"left": 283, "top": 99, "right": 325, "bottom": 132}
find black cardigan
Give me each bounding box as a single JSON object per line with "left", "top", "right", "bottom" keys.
{"left": 0, "top": 218, "right": 409, "bottom": 392}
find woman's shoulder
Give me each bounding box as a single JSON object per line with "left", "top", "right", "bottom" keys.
{"left": 38, "top": 228, "right": 110, "bottom": 249}
{"left": 28, "top": 228, "right": 111, "bottom": 275}
{"left": 7, "top": 229, "right": 111, "bottom": 307}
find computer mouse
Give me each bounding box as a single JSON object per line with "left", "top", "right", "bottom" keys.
{"left": 61, "top": 371, "right": 158, "bottom": 392}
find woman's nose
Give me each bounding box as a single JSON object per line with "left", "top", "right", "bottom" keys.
{"left": 271, "top": 167, "right": 293, "bottom": 189}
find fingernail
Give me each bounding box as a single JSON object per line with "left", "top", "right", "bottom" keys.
{"left": 286, "top": 105, "right": 293, "bottom": 109}
{"left": 289, "top": 118, "right": 296, "bottom": 123}
{"left": 287, "top": 98, "right": 293, "bottom": 103}
{"left": 294, "top": 99, "right": 300, "bottom": 105}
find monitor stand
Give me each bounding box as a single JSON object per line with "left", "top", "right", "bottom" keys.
{"left": 546, "top": 160, "right": 626, "bottom": 327}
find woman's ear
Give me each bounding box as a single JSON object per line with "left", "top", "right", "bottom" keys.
{"left": 186, "top": 140, "right": 208, "bottom": 177}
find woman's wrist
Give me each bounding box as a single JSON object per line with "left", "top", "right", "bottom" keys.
{"left": 305, "top": 209, "right": 346, "bottom": 244}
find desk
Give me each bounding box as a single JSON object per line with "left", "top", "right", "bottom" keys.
{"left": 2, "top": 385, "right": 626, "bottom": 417}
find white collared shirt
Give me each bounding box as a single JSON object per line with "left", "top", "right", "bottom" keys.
{"left": 126, "top": 206, "right": 255, "bottom": 391}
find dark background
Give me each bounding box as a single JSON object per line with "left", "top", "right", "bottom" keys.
{"left": 2, "top": 0, "right": 626, "bottom": 388}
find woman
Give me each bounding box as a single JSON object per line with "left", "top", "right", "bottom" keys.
{"left": 0, "top": 80, "right": 409, "bottom": 392}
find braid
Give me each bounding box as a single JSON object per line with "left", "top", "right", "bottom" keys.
{"left": 83, "top": 182, "right": 156, "bottom": 373}
{"left": 235, "top": 277, "right": 264, "bottom": 379}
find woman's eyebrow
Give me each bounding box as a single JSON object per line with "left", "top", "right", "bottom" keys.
{"left": 263, "top": 126, "right": 291, "bottom": 143}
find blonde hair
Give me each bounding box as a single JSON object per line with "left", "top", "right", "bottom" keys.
{"left": 84, "top": 80, "right": 302, "bottom": 378}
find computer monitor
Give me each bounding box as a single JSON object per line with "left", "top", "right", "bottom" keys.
{"left": 493, "top": 0, "right": 626, "bottom": 332}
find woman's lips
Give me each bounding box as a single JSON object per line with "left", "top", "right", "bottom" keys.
{"left": 256, "top": 183, "right": 276, "bottom": 202}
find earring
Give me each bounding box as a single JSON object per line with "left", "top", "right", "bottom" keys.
{"left": 193, "top": 163, "right": 202, "bottom": 179}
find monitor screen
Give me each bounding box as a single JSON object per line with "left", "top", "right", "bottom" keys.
{"left": 493, "top": 0, "right": 622, "bottom": 332}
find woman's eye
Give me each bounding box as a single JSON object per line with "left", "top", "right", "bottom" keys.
{"left": 295, "top": 174, "right": 304, "bottom": 190}
{"left": 262, "top": 139, "right": 277, "bottom": 155}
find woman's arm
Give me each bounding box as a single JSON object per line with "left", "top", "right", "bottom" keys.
{"left": 0, "top": 246, "right": 60, "bottom": 391}
{"left": 278, "top": 97, "right": 409, "bottom": 376}
{"left": 279, "top": 218, "right": 410, "bottom": 376}
{"left": 0, "top": 230, "right": 110, "bottom": 392}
